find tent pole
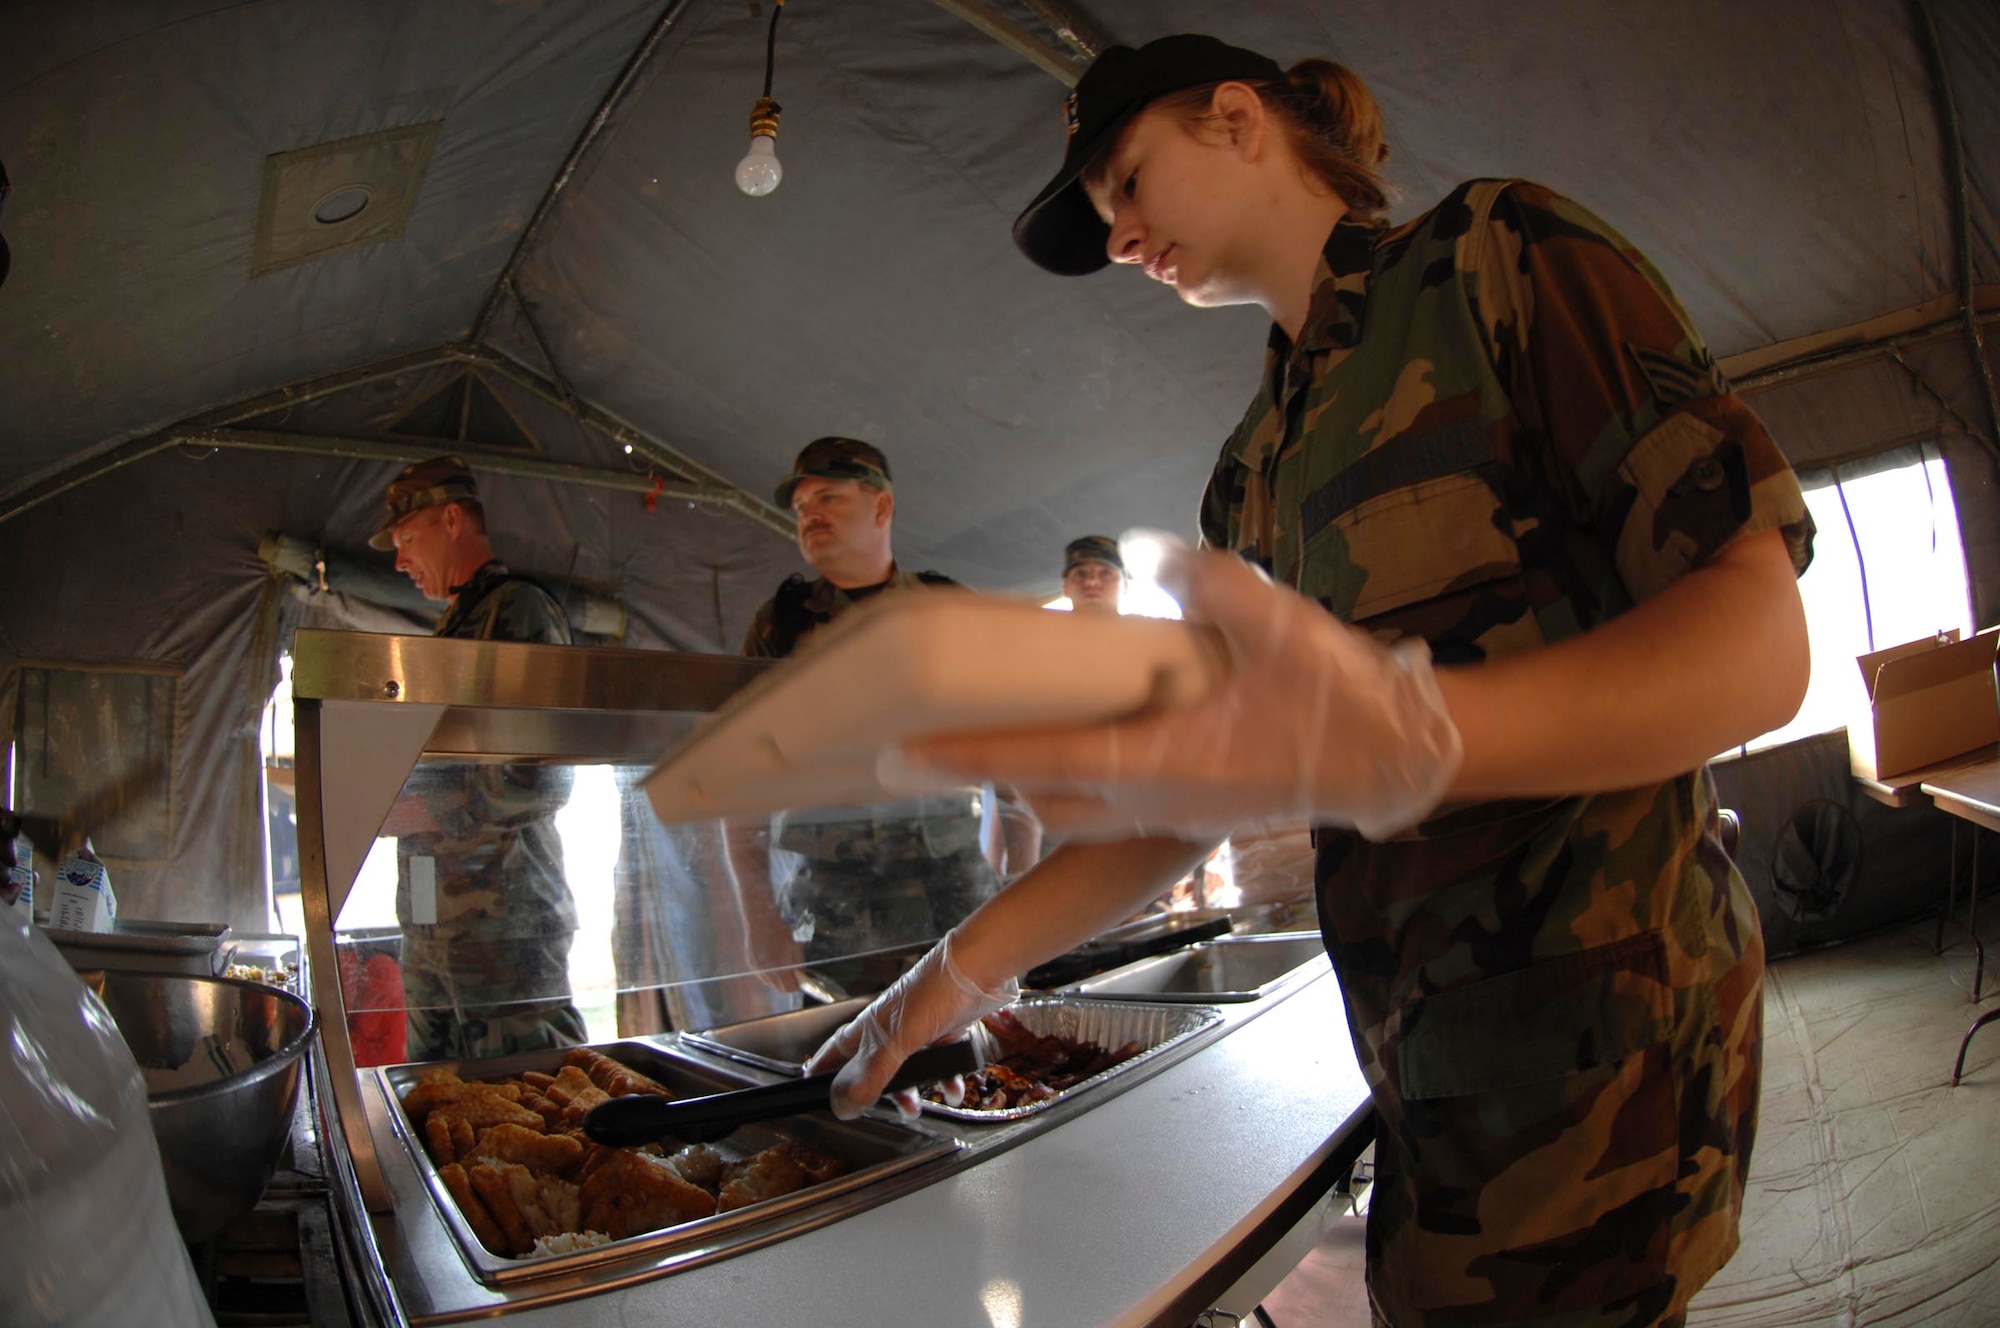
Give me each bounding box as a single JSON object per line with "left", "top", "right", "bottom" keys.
{"left": 170, "top": 427, "right": 731, "bottom": 505}
{"left": 1910, "top": 0, "right": 2000, "bottom": 459}
{"left": 931, "top": 0, "right": 1084, "bottom": 85}
{"left": 469, "top": 0, "right": 695, "bottom": 344}
{"left": 1018, "top": 0, "right": 1110, "bottom": 61}
{"left": 457, "top": 344, "right": 795, "bottom": 539}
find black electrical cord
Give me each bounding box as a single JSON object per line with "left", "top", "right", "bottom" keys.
{"left": 762, "top": 0, "right": 785, "bottom": 98}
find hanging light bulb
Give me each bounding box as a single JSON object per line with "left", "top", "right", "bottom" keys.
{"left": 735, "top": 97, "right": 783, "bottom": 196}
{"left": 735, "top": 0, "right": 786, "bottom": 197}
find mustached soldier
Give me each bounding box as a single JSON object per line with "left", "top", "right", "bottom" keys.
{"left": 725, "top": 438, "right": 1012, "bottom": 994}
{"left": 373, "top": 456, "right": 585, "bottom": 1061}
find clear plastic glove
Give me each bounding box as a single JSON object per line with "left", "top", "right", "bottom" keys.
{"left": 900, "top": 535, "right": 1464, "bottom": 843}
{"left": 803, "top": 929, "right": 1019, "bottom": 1119}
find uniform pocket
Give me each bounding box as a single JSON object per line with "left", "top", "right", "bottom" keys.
{"left": 1397, "top": 931, "right": 1673, "bottom": 1100}
{"left": 1301, "top": 467, "right": 1525, "bottom": 623}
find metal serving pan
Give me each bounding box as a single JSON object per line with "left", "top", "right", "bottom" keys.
{"left": 1022, "top": 909, "right": 1234, "bottom": 989}
{"left": 1065, "top": 934, "right": 1328, "bottom": 1004}
{"left": 921, "top": 997, "right": 1223, "bottom": 1124}
{"left": 378, "top": 1039, "right": 954, "bottom": 1285}
{"left": 678, "top": 998, "right": 871, "bottom": 1077}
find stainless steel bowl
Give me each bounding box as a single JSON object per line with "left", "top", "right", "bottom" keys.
{"left": 96, "top": 971, "right": 316, "bottom": 1243}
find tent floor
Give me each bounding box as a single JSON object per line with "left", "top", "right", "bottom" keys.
{"left": 1255, "top": 908, "right": 2000, "bottom": 1327}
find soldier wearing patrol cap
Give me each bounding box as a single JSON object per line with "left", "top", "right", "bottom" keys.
{"left": 1061, "top": 534, "right": 1125, "bottom": 613}
{"left": 724, "top": 437, "right": 1011, "bottom": 995}
{"left": 373, "top": 455, "right": 586, "bottom": 1062}
{"left": 807, "top": 33, "right": 1818, "bottom": 1328}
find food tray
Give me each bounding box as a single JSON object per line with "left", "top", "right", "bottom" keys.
{"left": 378, "top": 1040, "right": 955, "bottom": 1285}
{"left": 643, "top": 592, "right": 1228, "bottom": 822}
{"left": 921, "top": 997, "right": 1223, "bottom": 1124}
{"left": 678, "top": 998, "right": 871, "bottom": 1077}
{"left": 1064, "top": 934, "right": 1328, "bottom": 1003}
{"left": 47, "top": 918, "right": 231, "bottom": 976}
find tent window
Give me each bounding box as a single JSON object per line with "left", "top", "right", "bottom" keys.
{"left": 1726, "top": 443, "right": 1972, "bottom": 757}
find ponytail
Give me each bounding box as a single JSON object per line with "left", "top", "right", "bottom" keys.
{"left": 1264, "top": 59, "right": 1394, "bottom": 223}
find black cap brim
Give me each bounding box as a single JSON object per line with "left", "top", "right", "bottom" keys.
{"left": 1012, "top": 35, "right": 1285, "bottom": 277}
{"left": 1010, "top": 109, "right": 1141, "bottom": 277}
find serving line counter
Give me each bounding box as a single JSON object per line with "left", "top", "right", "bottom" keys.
{"left": 368, "top": 968, "right": 1369, "bottom": 1325}
{"left": 290, "top": 630, "right": 1371, "bottom": 1325}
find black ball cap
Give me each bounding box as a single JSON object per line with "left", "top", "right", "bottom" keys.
{"left": 1012, "top": 34, "right": 1283, "bottom": 277}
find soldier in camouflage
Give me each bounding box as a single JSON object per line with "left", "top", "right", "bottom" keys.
{"left": 373, "top": 456, "right": 586, "bottom": 1062}
{"left": 811, "top": 35, "right": 1816, "bottom": 1328}
{"left": 727, "top": 438, "right": 1002, "bottom": 994}
{"left": 1061, "top": 534, "right": 1125, "bottom": 612}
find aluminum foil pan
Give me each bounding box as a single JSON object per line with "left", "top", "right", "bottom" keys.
{"left": 921, "top": 997, "right": 1223, "bottom": 1124}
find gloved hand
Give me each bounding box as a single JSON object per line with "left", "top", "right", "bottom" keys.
{"left": 902, "top": 536, "right": 1464, "bottom": 843}
{"left": 804, "top": 929, "right": 1019, "bottom": 1119}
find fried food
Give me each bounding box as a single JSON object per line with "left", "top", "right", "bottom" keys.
{"left": 438, "top": 1162, "right": 510, "bottom": 1256}
{"left": 564, "top": 1047, "right": 675, "bottom": 1098}
{"left": 558, "top": 1085, "right": 612, "bottom": 1130}
{"left": 401, "top": 1049, "right": 855, "bottom": 1259}
{"left": 520, "top": 1088, "right": 566, "bottom": 1130}
{"left": 716, "top": 1144, "right": 808, "bottom": 1212}
{"left": 467, "top": 1160, "right": 584, "bottom": 1255}
{"left": 467, "top": 1122, "right": 585, "bottom": 1176}
{"left": 665, "top": 1143, "right": 726, "bottom": 1190}
{"left": 399, "top": 1071, "right": 468, "bottom": 1126}
{"left": 423, "top": 1092, "right": 542, "bottom": 1162}
{"left": 467, "top": 1161, "right": 537, "bottom": 1255}
{"left": 775, "top": 1139, "right": 849, "bottom": 1187}
{"left": 544, "top": 1064, "right": 598, "bottom": 1105}
{"left": 579, "top": 1149, "right": 717, "bottom": 1238}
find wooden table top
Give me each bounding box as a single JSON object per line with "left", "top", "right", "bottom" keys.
{"left": 1855, "top": 742, "right": 2000, "bottom": 809}
{"left": 1922, "top": 755, "right": 2000, "bottom": 826}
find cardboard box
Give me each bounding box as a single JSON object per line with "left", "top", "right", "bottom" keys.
{"left": 48, "top": 856, "right": 118, "bottom": 933}
{"left": 1849, "top": 627, "right": 2000, "bottom": 782}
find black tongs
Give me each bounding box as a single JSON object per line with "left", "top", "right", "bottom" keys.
{"left": 583, "top": 1041, "right": 980, "bottom": 1147}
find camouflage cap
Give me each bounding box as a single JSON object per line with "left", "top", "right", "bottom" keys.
{"left": 1063, "top": 534, "right": 1125, "bottom": 576}
{"left": 774, "top": 437, "right": 893, "bottom": 507}
{"left": 369, "top": 455, "right": 479, "bottom": 549}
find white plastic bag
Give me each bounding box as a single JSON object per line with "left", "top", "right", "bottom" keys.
{"left": 0, "top": 913, "right": 215, "bottom": 1327}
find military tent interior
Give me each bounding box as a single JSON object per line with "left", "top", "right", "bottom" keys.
{"left": 2, "top": 2, "right": 1999, "bottom": 1323}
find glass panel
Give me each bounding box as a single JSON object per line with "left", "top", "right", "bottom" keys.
{"left": 330, "top": 756, "right": 1040, "bottom": 1067}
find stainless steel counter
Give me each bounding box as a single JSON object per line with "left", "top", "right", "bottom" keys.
{"left": 356, "top": 968, "right": 1367, "bottom": 1326}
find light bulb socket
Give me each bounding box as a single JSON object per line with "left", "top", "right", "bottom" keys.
{"left": 749, "top": 96, "right": 782, "bottom": 139}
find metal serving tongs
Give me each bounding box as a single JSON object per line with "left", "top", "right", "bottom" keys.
{"left": 582, "top": 1040, "right": 980, "bottom": 1146}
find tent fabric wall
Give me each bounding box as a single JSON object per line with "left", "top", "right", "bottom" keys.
{"left": 3, "top": 0, "right": 1999, "bottom": 946}
{"left": 1710, "top": 731, "right": 1978, "bottom": 959}
{"left": 0, "top": 430, "right": 800, "bottom": 933}
{"left": 507, "top": 0, "right": 1988, "bottom": 590}
{"left": 0, "top": 0, "right": 663, "bottom": 490}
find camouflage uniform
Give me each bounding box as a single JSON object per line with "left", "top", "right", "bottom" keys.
{"left": 1198, "top": 180, "right": 1813, "bottom": 1326}
{"left": 397, "top": 560, "right": 586, "bottom": 1061}
{"left": 742, "top": 565, "right": 1000, "bottom": 988}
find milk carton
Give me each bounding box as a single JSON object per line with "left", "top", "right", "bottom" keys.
{"left": 49, "top": 855, "right": 117, "bottom": 932}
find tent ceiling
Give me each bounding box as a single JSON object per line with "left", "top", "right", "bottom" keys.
{"left": 3, "top": 0, "right": 1996, "bottom": 591}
